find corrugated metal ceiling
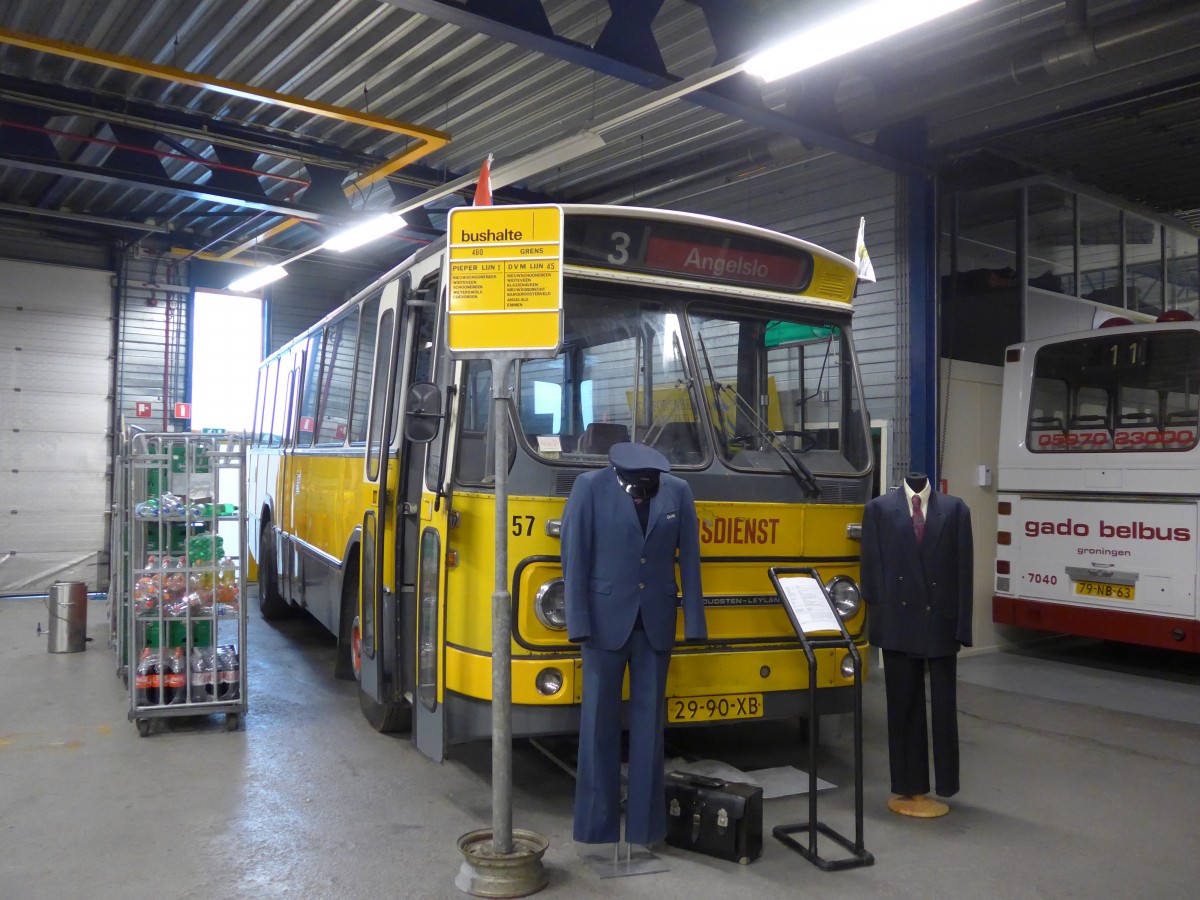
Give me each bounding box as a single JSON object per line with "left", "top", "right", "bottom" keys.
{"left": 0, "top": 0, "right": 1197, "bottom": 266}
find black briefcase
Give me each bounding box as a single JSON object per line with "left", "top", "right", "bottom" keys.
{"left": 664, "top": 772, "right": 763, "bottom": 864}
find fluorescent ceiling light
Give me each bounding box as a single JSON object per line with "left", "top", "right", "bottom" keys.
{"left": 743, "top": 0, "right": 982, "bottom": 82}
{"left": 321, "top": 212, "right": 408, "bottom": 253}
{"left": 490, "top": 131, "right": 606, "bottom": 189}
{"left": 227, "top": 264, "right": 288, "bottom": 292}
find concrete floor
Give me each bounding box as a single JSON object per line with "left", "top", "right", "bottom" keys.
{"left": 3, "top": 594, "right": 1199, "bottom": 900}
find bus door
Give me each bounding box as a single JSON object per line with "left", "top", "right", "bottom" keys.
{"left": 408, "top": 283, "right": 448, "bottom": 763}
{"left": 279, "top": 348, "right": 306, "bottom": 600}
{"left": 360, "top": 280, "right": 403, "bottom": 708}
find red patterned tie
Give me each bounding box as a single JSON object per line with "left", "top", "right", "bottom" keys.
{"left": 912, "top": 495, "right": 925, "bottom": 545}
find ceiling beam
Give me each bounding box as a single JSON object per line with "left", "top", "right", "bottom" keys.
{"left": 377, "top": 0, "right": 922, "bottom": 175}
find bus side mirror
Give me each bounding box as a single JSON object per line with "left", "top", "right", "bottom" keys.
{"left": 404, "top": 381, "right": 442, "bottom": 444}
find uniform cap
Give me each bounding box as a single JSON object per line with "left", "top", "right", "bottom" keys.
{"left": 608, "top": 441, "right": 670, "bottom": 473}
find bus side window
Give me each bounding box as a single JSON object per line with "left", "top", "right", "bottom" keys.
{"left": 259, "top": 360, "right": 278, "bottom": 446}
{"left": 252, "top": 365, "right": 268, "bottom": 447}
{"left": 349, "top": 293, "right": 381, "bottom": 444}
{"left": 315, "top": 314, "right": 357, "bottom": 446}
{"left": 295, "top": 334, "right": 321, "bottom": 449}
{"left": 270, "top": 355, "right": 293, "bottom": 447}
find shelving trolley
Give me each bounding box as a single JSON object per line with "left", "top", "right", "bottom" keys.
{"left": 124, "top": 432, "right": 247, "bottom": 735}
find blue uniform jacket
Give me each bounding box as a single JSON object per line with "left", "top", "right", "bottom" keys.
{"left": 860, "top": 489, "right": 974, "bottom": 657}
{"left": 561, "top": 467, "right": 707, "bottom": 651}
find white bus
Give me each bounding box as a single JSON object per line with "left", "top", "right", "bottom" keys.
{"left": 993, "top": 318, "right": 1199, "bottom": 653}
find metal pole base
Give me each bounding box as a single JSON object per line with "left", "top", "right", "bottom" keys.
{"left": 455, "top": 829, "right": 549, "bottom": 898}
{"left": 773, "top": 822, "right": 875, "bottom": 871}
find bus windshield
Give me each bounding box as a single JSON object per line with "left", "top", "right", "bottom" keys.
{"left": 515, "top": 284, "right": 869, "bottom": 478}
{"left": 689, "top": 309, "right": 869, "bottom": 478}
{"left": 1027, "top": 329, "right": 1200, "bottom": 453}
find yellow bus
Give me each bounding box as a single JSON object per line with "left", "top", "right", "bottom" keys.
{"left": 248, "top": 205, "right": 873, "bottom": 761}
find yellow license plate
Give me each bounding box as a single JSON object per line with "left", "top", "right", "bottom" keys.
{"left": 1075, "top": 580, "right": 1134, "bottom": 600}
{"left": 668, "top": 693, "right": 763, "bottom": 723}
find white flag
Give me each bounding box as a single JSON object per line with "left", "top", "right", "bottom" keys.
{"left": 855, "top": 216, "right": 876, "bottom": 283}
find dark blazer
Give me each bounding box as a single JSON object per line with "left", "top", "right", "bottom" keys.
{"left": 860, "top": 489, "right": 974, "bottom": 657}
{"left": 562, "top": 467, "right": 707, "bottom": 652}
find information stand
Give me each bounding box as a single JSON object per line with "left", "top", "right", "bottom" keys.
{"left": 767, "top": 566, "right": 873, "bottom": 871}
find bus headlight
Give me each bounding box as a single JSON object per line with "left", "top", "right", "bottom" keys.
{"left": 535, "top": 668, "right": 564, "bottom": 695}
{"left": 826, "top": 575, "right": 861, "bottom": 620}
{"left": 839, "top": 652, "right": 857, "bottom": 679}
{"left": 533, "top": 578, "right": 567, "bottom": 630}
{"left": 417, "top": 528, "right": 441, "bottom": 711}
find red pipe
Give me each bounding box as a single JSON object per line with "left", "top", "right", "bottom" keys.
{"left": 0, "top": 117, "right": 312, "bottom": 187}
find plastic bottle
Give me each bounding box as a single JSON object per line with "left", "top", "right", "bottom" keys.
{"left": 189, "top": 533, "right": 225, "bottom": 564}
{"left": 135, "top": 647, "right": 164, "bottom": 707}
{"left": 163, "top": 556, "right": 186, "bottom": 603}
{"left": 216, "top": 645, "right": 240, "bottom": 701}
{"left": 190, "top": 646, "right": 216, "bottom": 703}
{"left": 165, "top": 647, "right": 187, "bottom": 704}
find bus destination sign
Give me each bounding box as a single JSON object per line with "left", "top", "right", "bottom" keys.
{"left": 563, "top": 215, "right": 818, "bottom": 295}
{"left": 446, "top": 205, "right": 564, "bottom": 358}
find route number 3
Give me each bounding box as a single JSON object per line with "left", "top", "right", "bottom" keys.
{"left": 511, "top": 515, "right": 535, "bottom": 537}
{"left": 607, "top": 231, "right": 631, "bottom": 265}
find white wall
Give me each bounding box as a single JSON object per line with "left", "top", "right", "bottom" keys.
{"left": 939, "top": 359, "right": 1007, "bottom": 651}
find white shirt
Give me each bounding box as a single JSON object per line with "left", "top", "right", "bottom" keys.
{"left": 903, "top": 480, "right": 931, "bottom": 520}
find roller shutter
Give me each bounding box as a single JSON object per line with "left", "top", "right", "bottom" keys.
{"left": 0, "top": 259, "right": 113, "bottom": 595}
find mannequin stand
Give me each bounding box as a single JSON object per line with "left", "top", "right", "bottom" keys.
{"left": 887, "top": 795, "right": 949, "bottom": 818}
{"left": 577, "top": 840, "right": 669, "bottom": 879}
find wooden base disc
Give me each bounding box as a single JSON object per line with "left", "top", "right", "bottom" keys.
{"left": 887, "top": 795, "right": 950, "bottom": 818}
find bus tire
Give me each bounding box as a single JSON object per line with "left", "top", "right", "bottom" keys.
{"left": 334, "top": 552, "right": 357, "bottom": 681}
{"left": 257, "top": 523, "right": 291, "bottom": 621}
{"left": 344, "top": 568, "right": 412, "bottom": 733}
{"left": 359, "top": 685, "right": 412, "bottom": 734}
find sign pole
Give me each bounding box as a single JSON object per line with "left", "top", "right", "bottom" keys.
{"left": 448, "top": 204, "right": 561, "bottom": 897}
{"left": 491, "top": 354, "right": 515, "bottom": 855}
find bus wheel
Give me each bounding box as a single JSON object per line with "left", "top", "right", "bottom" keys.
{"left": 257, "top": 524, "right": 291, "bottom": 620}
{"left": 351, "top": 615, "right": 413, "bottom": 734}
{"left": 333, "top": 559, "right": 358, "bottom": 681}
{"left": 359, "top": 688, "right": 412, "bottom": 734}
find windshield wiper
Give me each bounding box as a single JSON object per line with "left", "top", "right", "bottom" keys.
{"left": 695, "top": 333, "right": 730, "bottom": 439}
{"left": 694, "top": 333, "right": 821, "bottom": 497}
{"left": 715, "top": 383, "right": 822, "bottom": 497}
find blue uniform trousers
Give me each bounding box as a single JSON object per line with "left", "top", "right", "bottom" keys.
{"left": 882, "top": 650, "right": 960, "bottom": 798}
{"left": 574, "top": 624, "right": 672, "bottom": 844}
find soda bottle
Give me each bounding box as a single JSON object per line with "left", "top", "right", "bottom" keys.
{"left": 135, "top": 647, "right": 164, "bottom": 707}
{"left": 165, "top": 647, "right": 187, "bottom": 704}
{"left": 190, "top": 646, "right": 216, "bottom": 703}
{"left": 164, "top": 556, "right": 186, "bottom": 602}
{"left": 216, "top": 645, "right": 240, "bottom": 702}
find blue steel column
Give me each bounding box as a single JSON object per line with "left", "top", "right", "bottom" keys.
{"left": 907, "top": 171, "right": 938, "bottom": 483}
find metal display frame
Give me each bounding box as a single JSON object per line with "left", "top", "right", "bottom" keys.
{"left": 767, "top": 566, "right": 874, "bottom": 871}
{"left": 124, "top": 432, "right": 248, "bottom": 735}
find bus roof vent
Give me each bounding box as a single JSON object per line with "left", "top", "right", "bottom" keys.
{"left": 813, "top": 269, "right": 853, "bottom": 300}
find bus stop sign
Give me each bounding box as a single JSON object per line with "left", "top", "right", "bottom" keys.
{"left": 445, "top": 205, "right": 563, "bottom": 358}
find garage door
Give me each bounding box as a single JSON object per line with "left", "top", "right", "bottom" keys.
{"left": 0, "top": 259, "right": 112, "bottom": 596}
